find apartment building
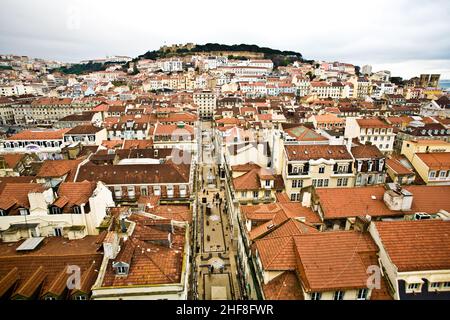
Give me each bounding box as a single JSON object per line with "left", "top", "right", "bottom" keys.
{"left": 13, "top": 98, "right": 98, "bottom": 125}
{"left": 91, "top": 214, "right": 190, "bottom": 300}
{"left": 369, "top": 220, "right": 450, "bottom": 300}
{"left": 309, "top": 113, "right": 345, "bottom": 130}
{"left": 385, "top": 157, "right": 416, "bottom": 185}
{"left": 282, "top": 145, "right": 354, "bottom": 201}
{"left": 311, "top": 183, "right": 450, "bottom": 230}
{"left": 345, "top": 118, "right": 395, "bottom": 154}
{"left": 152, "top": 122, "right": 197, "bottom": 153}
{"left": 0, "top": 129, "right": 70, "bottom": 160}
{"left": 0, "top": 181, "right": 114, "bottom": 241}
{"left": 193, "top": 90, "right": 217, "bottom": 120}
{"left": 396, "top": 123, "right": 450, "bottom": 152}
{"left": 401, "top": 140, "right": 450, "bottom": 185}
{"left": 252, "top": 229, "right": 392, "bottom": 300}
{"left": 0, "top": 236, "right": 103, "bottom": 300}
{"left": 105, "top": 119, "right": 151, "bottom": 140}
{"left": 75, "top": 162, "right": 194, "bottom": 203}
{"left": 310, "top": 81, "right": 343, "bottom": 99}
{"left": 232, "top": 167, "right": 284, "bottom": 205}
{"left": 63, "top": 125, "right": 107, "bottom": 146}
{"left": 351, "top": 144, "right": 387, "bottom": 186}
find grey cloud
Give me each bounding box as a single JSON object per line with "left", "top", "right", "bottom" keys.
{"left": 0, "top": 0, "right": 449, "bottom": 78}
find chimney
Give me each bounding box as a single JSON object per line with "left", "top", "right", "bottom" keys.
{"left": 383, "top": 183, "right": 413, "bottom": 211}
{"left": 103, "top": 231, "right": 119, "bottom": 259}
{"left": 346, "top": 137, "right": 353, "bottom": 153}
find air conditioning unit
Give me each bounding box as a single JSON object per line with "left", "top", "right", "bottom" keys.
{"left": 414, "top": 212, "right": 431, "bottom": 220}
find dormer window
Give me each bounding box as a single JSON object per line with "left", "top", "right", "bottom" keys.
{"left": 407, "top": 283, "right": 422, "bottom": 292}
{"left": 0, "top": 209, "right": 5, "bottom": 216}
{"left": 19, "top": 208, "right": 29, "bottom": 216}
{"left": 50, "top": 206, "right": 61, "bottom": 215}
{"left": 117, "top": 266, "right": 128, "bottom": 274}
{"left": 265, "top": 180, "right": 271, "bottom": 187}
{"left": 113, "top": 262, "right": 129, "bottom": 276}
{"left": 73, "top": 206, "right": 81, "bottom": 214}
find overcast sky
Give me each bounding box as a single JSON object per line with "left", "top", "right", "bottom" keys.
{"left": 1, "top": 0, "right": 449, "bottom": 79}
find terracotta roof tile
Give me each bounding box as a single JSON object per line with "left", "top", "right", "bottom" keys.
{"left": 232, "top": 168, "right": 283, "bottom": 191}
{"left": 13, "top": 265, "right": 46, "bottom": 299}
{"left": 351, "top": 145, "right": 384, "bottom": 159}
{"left": 7, "top": 129, "right": 70, "bottom": 141}
{"left": 294, "top": 231, "right": 378, "bottom": 292}
{"left": 386, "top": 158, "right": 413, "bottom": 175}
{"left": 66, "top": 125, "right": 103, "bottom": 135}
{"left": 0, "top": 267, "right": 19, "bottom": 298}
{"left": 415, "top": 152, "right": 450, "bottom": 170}
{"left": 231, "top": 162, "right": 261, "bottom": 172}
{"left": 56, "top": 181, "right": 97, "bottom": 207}
{"left": 374, "top": 220, "right": 450, "bottom": 272}
{"left": 1, "top": 153, "right": 25, "bottom": 169}
{"left": 285, "top": 145, "right": 352, "bottom": 161}
{"left": 76, "top": 163, "right": 190, "bottom": 184}
{"left": 356, "top": 118, "right": 391, "bottom": 129}
{"left": 36, "top": 159, "right": 83, "bottom": 178}
{"left": 0, "top": 237, "right": 102, "bottom": 299}
{"left": 262, "top": 271, "right": 304, "bottom": 300}
{"left": 255, "top": 236, "right": 297, "bottom": 270}
{"left": 283, "top": 125, "right": 328, "bottom": 142}
{"left": 0, "top": 183, "right": 47, "bottom": 210}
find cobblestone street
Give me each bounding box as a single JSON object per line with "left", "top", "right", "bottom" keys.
{"left": 193, "top": 121, "right": 241, "bottom": 300}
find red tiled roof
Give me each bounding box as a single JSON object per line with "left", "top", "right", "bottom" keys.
{"left": 76, "top": 163, "right": 191, "bottom": 184}
{"left": 233, "top": 168, "right": 283, "bottom": 191}
{"left": 415, "top": 152, "right": 450, "bottom": 170}
{"left": 356, "top": 118, "right": 391, "bottom": 129}
{"left": 0, "top": 236, "right": 102, "bottom": 299}
{"left": 250, "top": 218, "right": 318, "bottom": 241}
{"left": 373, "top": 220, "right": 450, "bottom": 272}
{"left": 153, "top": 124, "right": 194, "bottom": 136}
{"left": 316, "top": 185, "right": 450, "bottom": 220}
{"left": 37, "top": 159, "right": 82, "bottom": 178}
{"left": 294, "top": 231, "right": 378, "bottom": 292}
{"left": 255, "top": 236, "right": 298, "bottom": 270}
{"left": 123, "top": 139, "right": 154, "bottom": 149}
{"left": 56, "top": 181, "right": 97, "bottom": 207}
{"left": 386, "top": 158, "right": 414, "bottom": 175}
{"left": 0, "top": 183, "right": 47, "bottom": 210}
{"left": 66, "top": 125, "right": 103, "bottom": 135}
{"left": 351, "top": 145, "right": 384, "bottom": 159}
{"left": 231, "top": 162, "right": 261, "bottom": 172}
{"left": 285, "top": 145, "right": 352, "bottom": 161}
{"left": 262, "top": 271, "right": 304, "bottom": 300}
{"left": 7, "top": 129, "right": 70, "bottom": 141}
{"left": 1, "top": 153, "right": 25, "bottom": 169}
{"left": 101, "top": 227, "right": 185, "bottom": 287}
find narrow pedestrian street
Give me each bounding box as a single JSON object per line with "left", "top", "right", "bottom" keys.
{"left": 192, "top": 121, "right": 242, "bottom": 300}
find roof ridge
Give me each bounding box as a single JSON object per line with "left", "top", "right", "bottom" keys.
{"left": 130, "top": 238, "right": 177, "bottom": 283}
{"left": 265, "top": 236, "right": 294, "bottom": 268}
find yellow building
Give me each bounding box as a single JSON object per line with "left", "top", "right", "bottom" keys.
{"left": 422, "top": 88, "right": 443, "bottom": 99}
{"left": 283, "top": 145, "right": 355, "bottom": 201}
{"left": 401, "top": 140, "right": 450, "bottom": 185}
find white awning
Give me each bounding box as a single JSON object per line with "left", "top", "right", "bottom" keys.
{"left": 403, "top": 276, "right": 424, "bottom": 284}
{"left": 428, "top": 274, "right": 450, "bottom": 283}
